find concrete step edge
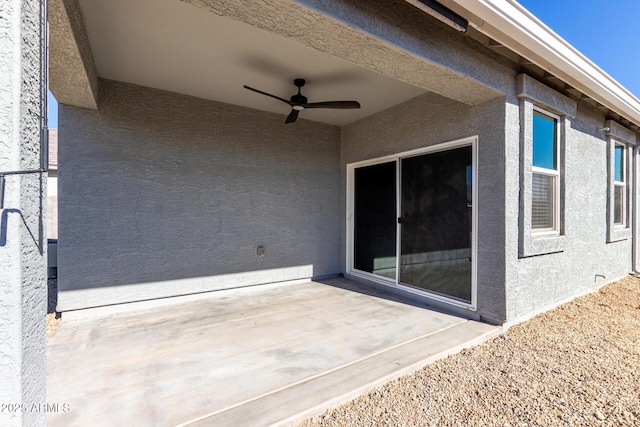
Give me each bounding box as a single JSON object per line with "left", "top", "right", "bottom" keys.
{"left": 183, "top": 320, "right": 501, "bottom": 427}
{"left": 275, "top": 322, "right": 502, "bottom": 427}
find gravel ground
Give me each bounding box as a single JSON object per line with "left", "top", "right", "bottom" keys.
{"left": 302, "top": 275, "right": 640, "bottom": 426}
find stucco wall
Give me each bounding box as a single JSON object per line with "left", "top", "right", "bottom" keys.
{"left": 341, "top": 92, "right": 508, "bottom": 322}
{"left": 58, "top": 80, "right": 341, "bottom": 310}
{"left": 504, "top": 95, "right": 634, "bottom": 322}
{"left": 0, "top": 0, "right": 47, "bottom": 424}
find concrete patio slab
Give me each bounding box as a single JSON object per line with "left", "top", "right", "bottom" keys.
{"left": 47, "top": 278, "right": 500, "bottom": 426}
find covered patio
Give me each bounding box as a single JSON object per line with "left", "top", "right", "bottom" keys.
{"left": 47, "top": 1, "right": 505, "bottom": 423}
{"left": 47, "top": 278, "right": 499, "bottom": 426}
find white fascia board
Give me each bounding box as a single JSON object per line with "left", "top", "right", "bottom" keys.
{"left": 447, "top": 0, "right": 640, "bottom": 126}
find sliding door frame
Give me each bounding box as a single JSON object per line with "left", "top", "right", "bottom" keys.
{"left": 346, "top": 136, "right": 478, "bottom": 310}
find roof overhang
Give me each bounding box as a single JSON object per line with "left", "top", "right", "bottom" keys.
{"left": 438, "top": 0, "right": 640, "bottom": 128}
{"left": 49, "top": 0, "right": 640, "bottom": 129}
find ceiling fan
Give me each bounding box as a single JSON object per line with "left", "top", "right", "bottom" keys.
{"left": 243, "top": 78, "right": 361, "bottom": 124}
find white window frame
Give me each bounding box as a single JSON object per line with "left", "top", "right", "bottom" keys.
{"left": 605, "top": 122, "right": 635, "bottom": 244}
{"left": 346, "top": 136, "right": 478, "bottom": 311}
{"left": 531, "top": 107, "right": 561, "bottom": 235}
{"left": 613, "top": 142, "right": 626, "bottom": 226}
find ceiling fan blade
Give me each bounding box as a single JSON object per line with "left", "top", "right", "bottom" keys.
{"left": 243, "top": 85, "right": 292, "bottom": 105}
{"left": 303, "top": 101, "right": 361, "bottom": 109}
{"left": 285, "top": 109, "right": 299, "bottom": 124}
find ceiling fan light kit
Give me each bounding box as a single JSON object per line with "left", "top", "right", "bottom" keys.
{"left": 244, "top": 78, "right": 361, "bottom": 124}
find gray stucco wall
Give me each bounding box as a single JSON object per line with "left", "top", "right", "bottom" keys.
{"left": 0, "top": 0, "right": 47, "bottom": 424}
{"left": 295, "top": 0, "right": 513, "bottom": 100}
{"left": 58, "top": 80, "right": 341, "bottom": 310}
{"left": 504, "top": 94, "right": 634, "bottom": 322}
{"left": 341, "top": 92, "right": 508, "bottom": 322}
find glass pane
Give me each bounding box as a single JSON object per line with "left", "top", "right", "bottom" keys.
{"left": 353, "top": 162, "right": 397, "bottom": 279}
{"left": 614, "top": 185, "right": 624, "bottom": 225}
{"left": 533, "top": 111, "right": 557, "bottom": 170}
{"left": 614, "top": 145, "right": 624, "bottom": 182}
{"left": 532, "top": 173, "right": 555, "bottom": 230}
{"left": 399, "top": 146, "right": 472, "bottom": 303}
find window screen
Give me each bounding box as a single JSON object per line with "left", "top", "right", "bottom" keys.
{"left": 614, "top": 185, "right": 623, "bottom": 225}
{"left": 532, "top": 173, "right": 556, "bottom": 229}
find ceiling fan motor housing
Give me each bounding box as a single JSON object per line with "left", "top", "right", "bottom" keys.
{"left": 291, "top": 94, "right": 308, "bottom": 106}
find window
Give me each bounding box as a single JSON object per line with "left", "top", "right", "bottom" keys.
{"left": 613, "top": 143, "right": 625, "bottom": 225}
{"left": 605, "top": 121, "right": 635, "bottom": 243}
{"left": 517, "top": 74, "right": 575, "bottom": 257}
{"left": 531, "top": 108, "right": 559, "bottom": 232}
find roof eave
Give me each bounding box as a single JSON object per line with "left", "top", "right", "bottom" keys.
{"left": 445, "top": 0, "right": 640, "bottom": 127}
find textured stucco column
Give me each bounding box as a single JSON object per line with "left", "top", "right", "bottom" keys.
{"left": 0, "top": 0, "right": 47, "bottom": 425}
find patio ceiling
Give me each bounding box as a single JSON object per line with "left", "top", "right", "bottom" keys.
{"left": 50, "top": 0, "right": 509, "bottom": 127}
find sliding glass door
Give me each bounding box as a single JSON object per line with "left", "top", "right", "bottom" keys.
{"left": 349, "top": 139, "right": 476, "bottom": 307}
